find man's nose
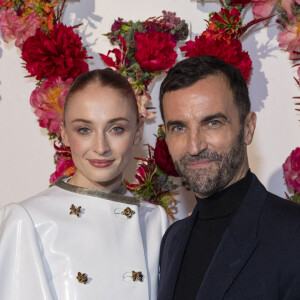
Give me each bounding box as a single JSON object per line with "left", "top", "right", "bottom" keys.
{"left": 186, "top": 129, "right": 208, "bottom": 156}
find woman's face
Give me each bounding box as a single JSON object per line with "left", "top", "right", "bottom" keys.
{"left": 61, "top": 83, "right": 142, "bottom": 191}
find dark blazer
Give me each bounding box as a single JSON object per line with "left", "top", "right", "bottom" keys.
{"left": 158, "top": 173, "right": 300, "bottom": 299}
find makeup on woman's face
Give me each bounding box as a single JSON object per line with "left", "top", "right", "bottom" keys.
{"left": 61, "top": 83, "right": 142, "bottom": 191}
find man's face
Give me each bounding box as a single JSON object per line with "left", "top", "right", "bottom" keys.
{"left": 162, "top": 74, "right": 256, "bottom": 198}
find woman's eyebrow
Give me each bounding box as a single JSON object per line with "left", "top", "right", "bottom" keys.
{"left": 71, "top": 119, "right": 92, "bottom": 124}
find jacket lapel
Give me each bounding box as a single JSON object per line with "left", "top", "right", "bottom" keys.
{"left": 196, "top": 174, "right": 267, "bottom": 299}
{"left": 159, "top": 204, "right": 198, "bottom": 300}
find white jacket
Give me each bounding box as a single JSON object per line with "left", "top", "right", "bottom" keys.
{"left": 0, "top": 177, "right": 170, "bottom": 300}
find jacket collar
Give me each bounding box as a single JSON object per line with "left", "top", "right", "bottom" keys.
{"left": 196, "top": 173, "right": 266, "bottom": 299}
{"left": 161, "top": 172, "right": 267, "bottom": 300}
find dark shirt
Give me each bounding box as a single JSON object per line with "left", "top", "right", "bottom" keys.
{"left": 173, "top": 170, "right": 252, "bottom": 300}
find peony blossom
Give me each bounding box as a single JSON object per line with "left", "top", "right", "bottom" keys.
{"left": 134, "top": 31, "right": 177, "bottom": 72}
{"left": 0, "top": 8, "right": 41, "bottom": 48}
{"left": 181, "top": 34, "right": 252, "bottom": 82}
{"left": 22, "top": 23, "right": 90, "bottom": 80}
{"left": 153, "top": 137, "right": 179, "bottom": 177}
{"left": 283, "top": 147, "right": 300, "bottom": 193}
{"left": 0, "top": 8, "right": 22, "bottom": 43}
{"left": 30, "top": 77, "right": 73, "bottom": 137}
{"left": 278, "top": 21, "right": 300, "bottom": 60}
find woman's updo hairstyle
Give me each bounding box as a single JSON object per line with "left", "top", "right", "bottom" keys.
{"left": 63, "top": 68, "right": 139, "bottom": 123}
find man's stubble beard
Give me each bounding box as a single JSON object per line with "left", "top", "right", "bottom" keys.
{"left": 174, "top": 129, "right": 245, "bottom": 198}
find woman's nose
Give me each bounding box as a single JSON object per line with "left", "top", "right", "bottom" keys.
{"left": 93, "top": 133, "right": 110, "bottom": 155}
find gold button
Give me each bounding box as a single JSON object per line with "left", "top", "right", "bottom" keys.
{"left": 131, "top": 271, "right": 143, "bottom": 282}
{"left": 77, "top": 272, "right": 88, "bottom": 284}
{"left": 70, "top": 204, "right": 82, "bottom": 217}
{"left": 121, "top": 207, "right": 135, "bottom": 219}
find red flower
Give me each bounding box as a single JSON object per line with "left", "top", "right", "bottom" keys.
{"left": 153, "top": 137, "right": 179, "bottom": 177}
{"left": 50, "top": 143, "right": 75, "bottom": 184}
{"left": 210, "top": 8, "right": 242, "bottom": 28}
{"left": 134, "top": 31, "right": 177, "bottom": 72}
{"left": 283, "top": 147, "right": 300, "bottom": 193}
{"left": 229, "top": 0, "right": 252, "bottom": 6}
{"left": 180, "top": 35, "right": 252, "bottom": 82}
{"left": 99, "top": 36, "right": 127, "bottom": 71}
{"left": 21, "top": 23, "right": 90, "bottom": 80}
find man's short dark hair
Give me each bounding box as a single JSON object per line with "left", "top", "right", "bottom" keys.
{"left": 159, "top": 55, "right": 251, "bottom": 123}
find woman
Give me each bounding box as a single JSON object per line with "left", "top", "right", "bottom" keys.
{"left": 0, "top": 69, "right": 170, "bottom": 300}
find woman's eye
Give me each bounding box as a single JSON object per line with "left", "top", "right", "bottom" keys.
{"left": 111, "top": 127, "right": 124, "bottom": 134}
{"left": 78, "top": 127, "right": 91, "bottom": 134}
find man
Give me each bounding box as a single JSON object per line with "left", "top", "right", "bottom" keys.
{"left": 158, "top": 55, "right": 300, "bottom": 299}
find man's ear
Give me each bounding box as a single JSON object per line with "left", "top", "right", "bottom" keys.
{"left": 133, "top": 119, "right": 144, "bottom": 146}
{"left": 61, "top": 123, "right": 70, "bottom": 147}
{"left": 244, "top": 112, "right": 256, "bottom": 145}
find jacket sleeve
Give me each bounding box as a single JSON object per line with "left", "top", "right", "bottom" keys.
{"left": 0, "top": 204, "right": 55, "bottom": 300}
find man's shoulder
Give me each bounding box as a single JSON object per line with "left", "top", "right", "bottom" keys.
{"left": 262, "top": 190, "right": 300, "bottom": 228}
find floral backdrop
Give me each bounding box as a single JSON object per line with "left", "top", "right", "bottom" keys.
{"left": 0, "top": 0, "right": 299, "bottom": 215}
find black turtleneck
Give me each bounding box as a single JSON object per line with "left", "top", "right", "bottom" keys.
{"left": 173, "top": 170, "right": 252, "bottom": 300}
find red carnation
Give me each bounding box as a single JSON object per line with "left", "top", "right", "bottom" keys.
{"left": 153, "top": 137, "right": 179, "bottom": 177}
{"left": 22, "top": 23, "right": 90, "bottom": 80}
{"left": 180, "top": 34, "right": 252, "bottom": 82}
{"left": 134, "top": 31, "right": 177, "bottom": 72}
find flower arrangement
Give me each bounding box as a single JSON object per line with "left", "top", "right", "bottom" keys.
{"left": 100, "top": 12, "right": 188, "bottom": 216}
{"left": 126, "top": 126, "right": 179, "bottom": 219}
{"left": 100, "top": 11, "right": 188, "bottom": 119}
{"left": 276, "top": 1, "right": 300, "bottom": 202}
{"left": 0, "top": 0, "right": 90, "bottom": 183}
{"left": 2, "top": 0, "right": 297, "bottom": 215}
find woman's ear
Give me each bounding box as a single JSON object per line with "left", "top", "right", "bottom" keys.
{"left": 61, "top": 123, "right": 70, "bottom": 147}
{"left": 134, "top": 119, "right": 144, "bottom": 146}
{"left": 244, "top": 112, "right": 256, "bottom": 145}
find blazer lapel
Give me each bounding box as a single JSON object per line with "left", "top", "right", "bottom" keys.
{"left": 159, "top": 204, "right": 198, "bottom": 300}
{"left": 196, "top": 174, "right": 267, "bottom": 300}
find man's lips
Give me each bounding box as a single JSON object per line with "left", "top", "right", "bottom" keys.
{"left": 186, "top": 159, "right": 213, "bottom": 169}
{"left": 88, "top": 159, "right": 114, "bottom": 168}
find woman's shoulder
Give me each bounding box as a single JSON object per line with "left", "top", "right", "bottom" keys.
{"left": 139, "top": 200, "right": 173, "bottom": 229}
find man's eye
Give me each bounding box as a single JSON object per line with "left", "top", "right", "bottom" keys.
{"left": 173, "top": 126, "right": 184, "bottom": 132}
{"left": 208, "top": 120, "right": 221, "bottom": 127}
{"left": 111, "top": 127, "right": 124, "bottom": 134}
{"left": 78, "top": 127, "right": 91, "bottom": 134}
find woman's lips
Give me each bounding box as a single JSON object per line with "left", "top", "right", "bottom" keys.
{"left": 88, "top": 159, "right": 114, "bottom": 168}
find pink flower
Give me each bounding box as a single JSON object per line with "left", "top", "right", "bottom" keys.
{"left": 281, "top": 0, "right": 300, "bottom": 20}
{"left": 251, "top": 0, "right": 277, "bottom": 19}
{"left": 30, "top": 77, "right": 73, "bottom": 137}
{"left": 0, "top": 8, "right": 21, "bottom": 43}
{"left": 0, "top": 8, "right": 40, "bottom": 48}
{"left": 15, "top": 12, "right": 41, "bottom": 48}
{"left": 278, "top": 21, "right": 300, "bottom": 60}
{"left": 283, "top": 147, "right": 300, "bottom": 193}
